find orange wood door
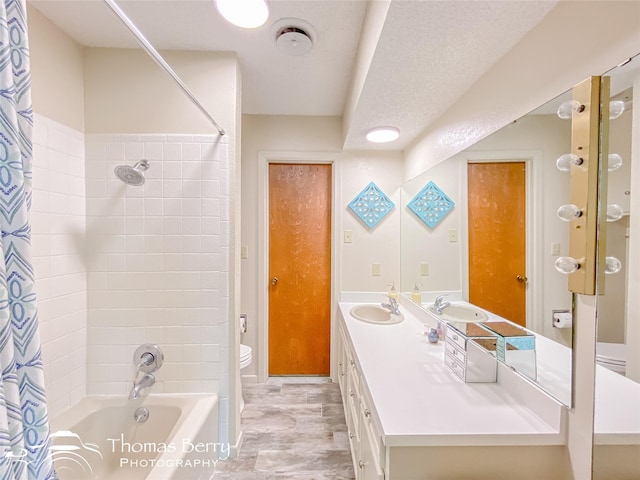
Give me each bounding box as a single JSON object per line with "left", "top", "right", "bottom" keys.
{"left": 269, "top": 164, "right": 332, "bottom": 375}
{"left": 468, "top": 162, "right": 526, "bottom": 326}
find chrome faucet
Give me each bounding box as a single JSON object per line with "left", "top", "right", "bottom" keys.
{"left": 381, "top": 295, "right": 400, "bottom": 315}
{"left": 129, "top": 373, "right": 155, "bottom": 400}
{"left": 432, "top": 294, "right": 451, "bottom": 314}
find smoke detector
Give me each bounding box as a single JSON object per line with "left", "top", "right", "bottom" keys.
{"left": 272, "top": 18, "right": 315, "bottom": 56}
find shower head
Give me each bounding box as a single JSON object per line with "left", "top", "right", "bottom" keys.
{"left": 114, "top": 160, "right": 150, "bottom": 186}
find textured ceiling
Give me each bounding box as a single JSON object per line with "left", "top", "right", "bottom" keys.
{"left": 343, "top": 1, "right": 557, "bottom": 149}
{"left": 29, "top": 0, "right": 557, "bottom": 150}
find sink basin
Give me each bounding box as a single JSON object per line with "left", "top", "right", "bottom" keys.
{"left": 349, "top": 305, "right": 404, "bottom": 325}
{"left": 431, "top": 304, "right": 488, "bottom": 323}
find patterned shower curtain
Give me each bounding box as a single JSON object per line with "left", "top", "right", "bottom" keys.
{"left": 0, "top": 0, "right": 54, "bottom": 479}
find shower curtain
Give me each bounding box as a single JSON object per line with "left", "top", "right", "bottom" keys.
{"left": 0, "top": 0, "right": 54, "bottom": 479}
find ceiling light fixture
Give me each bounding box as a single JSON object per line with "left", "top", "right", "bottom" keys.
{"left": 215, "top": 0, "right": 269, "bottom": 29}
{"left": 366, "top": 127, "right": 400, "bottom": 143}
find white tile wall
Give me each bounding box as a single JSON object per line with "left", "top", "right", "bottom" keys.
{"left": 31, "top": 124, "right": 232, "bottom": 439}
{"left": 84, "top": 134, "right": 230, "bottom": 429}
{"left": 32, "top": 114, "right": 87, "bottom": 417}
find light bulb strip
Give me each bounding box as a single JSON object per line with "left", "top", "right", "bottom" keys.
{"left": 564, "top": 76, "right": 608, "bottom": 295}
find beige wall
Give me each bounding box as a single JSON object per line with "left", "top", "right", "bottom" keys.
{"left": 240, "top": 115, "right": 403, "bottom": 381}
{"left": 83, "top": 48, "right": 237, "bottom": 137}
{"left": 28, "top": 4, "right": 85, "bottom": 131}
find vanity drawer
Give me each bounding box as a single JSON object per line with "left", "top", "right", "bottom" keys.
{"left": 445, "top": 352, "right": 466, "bottom": 381}
{"left": 445, "top": 339, "right": 467, "bottom": 364}
{"left": 359, "top": 383, "right": 383, "bottom": 468}
{"left": 348, "top": 355, "right": 360, "bottom": 393}
{"left": 446, "top": 327, "right": 467, "bottom": 350}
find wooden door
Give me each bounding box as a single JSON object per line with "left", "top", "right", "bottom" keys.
{"left": 468, "top": 162, "right": 526, "bottom": 326}
{"left": 269, "top": 164, "right": 332, "bottom": 375}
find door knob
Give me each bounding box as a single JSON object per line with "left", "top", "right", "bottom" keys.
{"left": 271, "top": 276, "right": 278, "bottom": 286}
{"left": 516, "top": 275, "right": 528, "bottom": 283}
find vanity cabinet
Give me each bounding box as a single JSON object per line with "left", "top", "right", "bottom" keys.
{"left": 338, "top": 323, "right": 385, "bottom": 480}
{"left": 337, "top": 301, "right": 571, "bottom": 480}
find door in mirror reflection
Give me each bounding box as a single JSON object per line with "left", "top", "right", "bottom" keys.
{"left": 468, "top": 161, "right": 526, "bottom": 326}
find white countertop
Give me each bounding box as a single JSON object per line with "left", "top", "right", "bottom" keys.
{"left": 594, "top": 364, "right": 640, "bottom": 445}
{"left": 338, "top": 300, "right": 566, "bottom": 447}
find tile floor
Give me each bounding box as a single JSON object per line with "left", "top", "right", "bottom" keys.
{"left": 208, "top": 377, "right": 355, "bottom": 479}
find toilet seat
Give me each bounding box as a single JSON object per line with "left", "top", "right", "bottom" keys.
{"left": 596, "top": 342, "right": 626, "bottom": 363}
{"left": 596, "top": 342, "right": 626, "bottom": 373}
{"left": 240, "top": 344, "right": 253, "bottom": 370}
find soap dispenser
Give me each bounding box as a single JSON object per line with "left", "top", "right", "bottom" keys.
{"left": 411, "top": 283, "right": 421, "bottom": 303}
{"left": 388, "top": 282, "right": 398, "bottom": 300}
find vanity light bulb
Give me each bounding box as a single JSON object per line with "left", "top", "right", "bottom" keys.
{"left": 555, "top": 256, "right": 580, "bottom": 274}
{"left": 556, "top": 153, "right": 584, "bottom": 172}
{"left": 609, "top": 100, "right": 625, "bottom": 120}
{"left": 604, "top": 256, "right": 622, "bottom": 275}
{"left": 556, "top": 100, "right": 585, "bottom": 120}
{"left": 606, "top": 204, "right": 624, "bottom": 222}
{"left": 557, "top": 204, "right": 582, "bottom": 222}
{"left": 608, "top": 153, "right": 623, "bottom": 171}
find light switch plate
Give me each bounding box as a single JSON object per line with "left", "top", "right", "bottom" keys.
{"left": 241, "top": 246, "right": 249, "bottom": 259}
{"left": 420, "top": 262, "right": 429, "bottom": 276}
{"left": 344, "top": 230, "right": 353, "bottom": 243}
{"left": 372, "top": 263, "right": 381, "bottom": 276}
{"left": 448, "top": 229, "right": 458, "bottom": 243}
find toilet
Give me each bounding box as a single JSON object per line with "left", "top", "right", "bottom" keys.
{"left": 239, "top": 344, "right": 253, "bottom": 411}
{"left": 240, "top": 344, "right": 253, "bottom": 370}
{"left": 596, "top": 342, "right": 626, "bottom": 375}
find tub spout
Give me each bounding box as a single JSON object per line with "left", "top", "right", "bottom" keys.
{"left": 129, "top": 373, "right": 155, "bottom": 400}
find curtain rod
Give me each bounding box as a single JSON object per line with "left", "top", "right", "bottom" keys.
{"left": 103, "top": 0, "right": 226, "bottom": 136}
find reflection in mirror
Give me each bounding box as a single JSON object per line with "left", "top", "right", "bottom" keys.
{"left": 400, "top": 90, "right": 576, "bottom": 406}
{"left": 593, "top": 54, "right": 640, "bottom": 480}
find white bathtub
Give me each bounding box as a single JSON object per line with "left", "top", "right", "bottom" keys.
{"left": 50, "top": 394, "right": 220, "bottom": 479}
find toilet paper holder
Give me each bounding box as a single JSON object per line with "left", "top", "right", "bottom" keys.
{"left": 552, "top": 309, "right": 572, "bottom": 329}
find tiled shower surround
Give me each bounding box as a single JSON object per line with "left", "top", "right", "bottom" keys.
{"left": 84, "top": 133, "right": 231, "bottom": 436}
{"left": 32, "top": 115, "right": 233, "bottom": 440}
{"left": 32, "top": 114, "right": 87, "bottom": 417}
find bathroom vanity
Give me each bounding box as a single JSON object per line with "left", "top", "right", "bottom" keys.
{"left": 337, "top": 298, "right": 570, "bottom": 480}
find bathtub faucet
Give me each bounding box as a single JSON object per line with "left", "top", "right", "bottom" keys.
{"left": 129, "top": 373, "right": 155, "bottom": 400}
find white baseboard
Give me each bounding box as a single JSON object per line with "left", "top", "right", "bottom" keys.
{"left": 241, "top": 373, "right": 259, "bottom": 384}
{"left": 228, "top": 429, "right": 243, "bottom": 459}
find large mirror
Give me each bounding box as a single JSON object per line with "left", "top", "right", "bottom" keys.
{"left": 400, "top": 88, "right": 574, "bottom": 405}
{"left": 593, "top": 54, "right": 640, "bottom": 480}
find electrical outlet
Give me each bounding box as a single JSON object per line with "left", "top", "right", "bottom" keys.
{"left": 372, "top": 263, "right": 381, "bottom": 276}
{"left": 241, "top": 246, "right": 249, "bottom": 259}
{"left": 344, "top": 230, "right": 353, "bottom": 243}
{"left": 551, "top": 242, "right": 560, "bottom": 256}
{"left": 420, "top": 262, "right": 429, "bottom": 276}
